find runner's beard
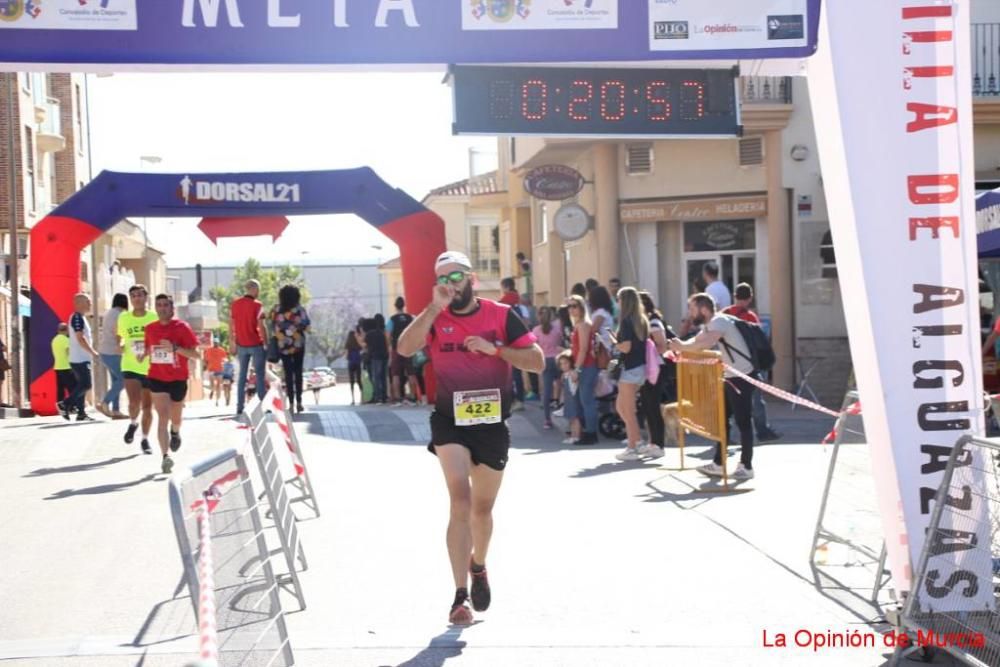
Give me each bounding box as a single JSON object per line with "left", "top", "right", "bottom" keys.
{"left": 451, "top": 282, "right": 474, "bottom": 310}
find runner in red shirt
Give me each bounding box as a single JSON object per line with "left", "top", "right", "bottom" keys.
{"left": 397, "top": 251, "right": 543, "bottom": 626}
{"left": 140, "top": 294, "right": 200, "bottom": 474}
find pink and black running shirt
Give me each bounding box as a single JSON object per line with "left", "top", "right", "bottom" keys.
{"left": 427, "top": 298, "right": 536, "bottom": 421}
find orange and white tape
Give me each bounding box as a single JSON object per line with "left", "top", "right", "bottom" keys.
{"left": 195, "top": 507, "right": 219, "bottom": 667}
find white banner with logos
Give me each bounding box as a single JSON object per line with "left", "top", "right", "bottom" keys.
{"left": 648, "top": 0, "right": 809, "bottom": 51}
{"left": 811, "top": 1, "right": 991, "bottom": 609}
{"left": 463, "top": 0, "right": 618, "bottom": 31}
{"left": 0, "top": 0, "right": 137, "bottom": 30}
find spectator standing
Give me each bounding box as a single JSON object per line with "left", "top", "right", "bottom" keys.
{"left": 532, "top": 306, "right": 564, "bottom": 429}
{"left": 271, "top": 285, "right": 310, "bottom": 413}
{"left": 97, "top": 293, "right": 128, "bottom": 419}
{"left": 557, "top": 350, "right": 581, "bottom": 443}
{"left": 51, "top": 323, "right": 75, "bottom": 407}
{"left": 388, "top": 296, "right": 420, "bottom": 405}
{"left": 669, "top": 293, "right": 757, "bottom": 481}
{"left": 608, "top": 277, "right": 622, "bottom": 321}
{"left": 637, "top": 291, "right": 674, "bottom": 460}
{"left": 230, "top": 279, "right": 268, "bottom": 416}
{"left": 611, "top": 287, "right": 648, "bottom": 462}
{"left": 588, "top": 285, "right": 615, "bottom": 357}
{"left": 345, "top": 326, "right": 364, "bottom": 405}
{"left": 516, "top": 251, "right": 533, "bottom": 295}
{"left": 364, "top": 313, "right": 390, "bottom": 403}
{"left": 722, "top": 283, "right": 781, "bottom": 442}
{"left": 703, "top": 262, "right": 732, "bottom": 309}
{"left": 500, "top": 277, "right": 525, "bottom": 410}
{"left": 566, "top": 294, "right": 599, "bottom": 445}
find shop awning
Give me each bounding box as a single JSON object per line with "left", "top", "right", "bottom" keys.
{"left": 0, "top": 286, "right": 30, "bottom": 318}
{"left": 977, "top": 188, "right": 1000, "bottom": 258}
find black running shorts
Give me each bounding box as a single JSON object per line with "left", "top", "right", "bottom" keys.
{"left": 122, "top": 371, "right": 149, "bottom": 389}
{"left": 148, "top": 379, "right": 188, "bottom": 403}
{"left": 428, "top": 411, "right": 510, "bottom": 471}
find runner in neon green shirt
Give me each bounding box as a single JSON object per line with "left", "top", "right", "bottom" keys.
{"left": 118, "top": 285, "right": 158, "bottom": 454}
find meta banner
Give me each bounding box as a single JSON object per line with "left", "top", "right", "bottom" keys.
{"left": 811, "top": 1, "right": 990, "bottom": 609}
{"left": 0, "top": 0, "right": 820, "bottom": 67}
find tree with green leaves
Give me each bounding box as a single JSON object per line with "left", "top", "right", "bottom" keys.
{"left": 211, "top": 258, "right": 310, "bottom": 343}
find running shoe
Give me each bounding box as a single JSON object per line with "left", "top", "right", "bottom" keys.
{"left": 56, "top": 401, "right": 70, "bottom": 421}
{"left": 561, "top": 436, "right": 579, "bottom": 445}
{"left": 543, "top": 420, "right": 554, "bottom": 430}
{"left": 169, "top": 431, "right": 182, "bottom": 452}
{"left": 615, "top": 448, "right": 641, "bottom": 462}
{"left": 141, "top": 438, "right": 152, "bottom": 455}
{"left": 76, "top": 413, "right": 95, "bottom": 422}
{"left": 469, "top": 563, "right": 491, "bottom": 612}
{"left": 161, "top": 455, "right": 174, "bottom": 475}
{"left": 124, "top": 423, "right": 138, "bottom": 444}
{"left": 731, "top": 464, "right": 755, "bottom": 480}
{"left": 576, "top": 432, "right": 598, "bottom": 445}
{"left": 639, "top": 444, "right": 665, "bottom": 459}
{"left": 757, "top": 430, "right": 782, "bottom": 443}
{"left": 511, "top": 401, "right": 525, "bottom": 412}
{"left": 449, "top": 589, "right": 473, "bottom": 625}
{"left": 697, "top": 462, "right": 725, "bottom": 478}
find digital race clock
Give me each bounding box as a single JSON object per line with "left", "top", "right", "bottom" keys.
{"left": 451, "top": 66, "right": 740, "bottom": 137}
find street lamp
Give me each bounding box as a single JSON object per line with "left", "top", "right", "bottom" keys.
{"left": 371, "top": 244, "right": 384, "bottom": 313}
{"left": 138, "top": 155, "right": 162, "bottom": 253}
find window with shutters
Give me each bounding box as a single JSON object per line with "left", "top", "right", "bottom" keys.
{"left": 25, "top": 127, "right": 36, "bottom": 212}
{"left": 625, "top": 144, "right": 653, "bottom": 175}
{"left": 738, "top": 136, "right": 764, "bottom": 167}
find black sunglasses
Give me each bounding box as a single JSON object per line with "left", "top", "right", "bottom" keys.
{"left": 436, "top": 271, "right": 468, "bottom": 286}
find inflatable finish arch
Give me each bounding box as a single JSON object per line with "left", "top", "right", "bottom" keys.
{"left": 30, "top": 168, "right": 445, "bottom": 415}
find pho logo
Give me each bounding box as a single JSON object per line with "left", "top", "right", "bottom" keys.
{"left": 767, "top": 14, "right": 804, "bottom": 40}
{"left": 654, "top": 20, "right": 688, "bottom": 40}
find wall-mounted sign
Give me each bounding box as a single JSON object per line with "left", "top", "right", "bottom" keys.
{"left": 452, "top": 66, "right": 740, "bottom": 137}
{"left": 523, "top": 165, "right": 585, "bottom": 201}
{"left": 0, "top": 1, "right": 821, "bottom": 68}
{"left": 683, "top": 220, "right": 756, "bottom": 252}
{"left": 620, "top": 194, "right": 767, "bottom": 223}
{"left": 553, "top": 203, "right": 591, "bottom": 242}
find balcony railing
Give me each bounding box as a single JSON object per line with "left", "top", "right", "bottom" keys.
{"left": 973, "top": 23, "right": 1000, "bottom": 97}
{"left": 740, "top": 76, "right": 792, "bottom": 104}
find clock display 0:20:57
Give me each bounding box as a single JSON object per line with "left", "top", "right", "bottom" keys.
{"left": 489, "top": 77, "right": 709, "bottom": 124}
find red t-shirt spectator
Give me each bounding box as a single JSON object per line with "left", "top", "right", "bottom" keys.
{"left": 145, "top": 319, "right": 199, "bottom": 382}
{"left": 231, "top": 295, "right": 264, "bottom": 347}
{"left": 722, "top": 304, "right": 761, "bottom": 325}
{"left": 499, "top": 291, "right": 520, "bottom": 307}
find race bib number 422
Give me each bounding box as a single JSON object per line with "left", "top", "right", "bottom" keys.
{"left": 454, "top": 389, "right": 502, "bottom": 426}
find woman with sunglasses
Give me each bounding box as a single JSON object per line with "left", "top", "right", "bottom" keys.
{"left": 397, "top": 251, "right": 544, "bottom": 626}
{"left": 566, "top": 294, "right": 600, "bottom": 445}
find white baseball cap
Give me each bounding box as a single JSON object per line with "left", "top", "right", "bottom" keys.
{"left": 435, "top": 251, "right": 472, "bottom": 271}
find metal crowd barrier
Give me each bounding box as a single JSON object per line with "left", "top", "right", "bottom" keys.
{"left": 673, "top": 349, "right": 732, "bottom": 487}
{"left": 810, "top": 391, "right": 892, "bottom": 604}
{"left": 898, "top": 435, "right": 1000, "bottom": 667}
{"left": 265, "top": 385, "right": 320, "bottom": 517}
{"left": 247, "top": 396, "right": 308, "bottom": 611}
{"left": 168, "top": 447, "right": 295, "bottom": 667}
